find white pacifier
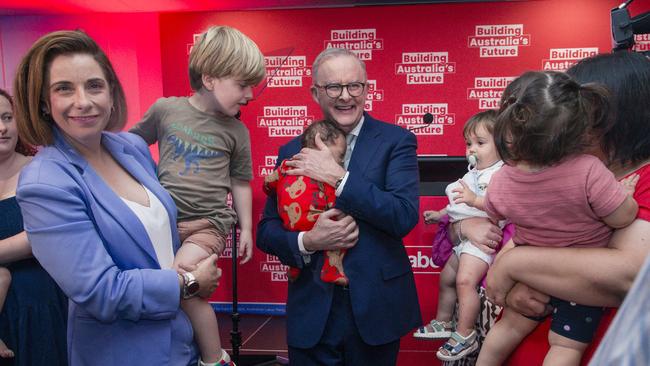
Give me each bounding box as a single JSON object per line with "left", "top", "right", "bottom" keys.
{"left": 467, "top": 154, "right": 478, "bottom": 168}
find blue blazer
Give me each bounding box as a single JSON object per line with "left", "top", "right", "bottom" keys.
{"left": 257, "top": 113, "right": 422, "bottom": 347}
{"left": 17, "top": 130, "right": 196, "bottom": 365}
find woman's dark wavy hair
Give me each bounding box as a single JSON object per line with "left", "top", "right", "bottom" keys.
{"left": 567, "top": 51, "right": 650, "bottom": 167}
{"left": 494, "top": 71, "right": 612, "bottom": 166}
{"left": 0, "top": 88, "right": 37, "bottom": 156}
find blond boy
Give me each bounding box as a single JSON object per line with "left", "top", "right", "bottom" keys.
{"left": 130, "top": 25, "right": 265, "bottom": 366}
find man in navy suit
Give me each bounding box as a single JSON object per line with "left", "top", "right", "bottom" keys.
{"left": 257, "top": 48, "right": 421, "bottom": 365}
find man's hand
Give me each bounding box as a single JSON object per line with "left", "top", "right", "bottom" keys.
{"left": 303, "top": 208, "right": 359, "bottom": 252}
{"left": 284, "top": 133, "right": 346, "bottom": 187}
{"left": 237, "top": 229, "right": 253, "bottom": 265}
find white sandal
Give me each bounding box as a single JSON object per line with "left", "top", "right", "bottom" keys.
{"left": 436, "top": 330, "right": 479, "bottom": 361}
{"left": 413, "top": 319, "right": 455, "bottom": 340}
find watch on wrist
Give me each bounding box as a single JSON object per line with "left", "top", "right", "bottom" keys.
{"left": 181, "top": 272, "right": 200, "bottom": 299}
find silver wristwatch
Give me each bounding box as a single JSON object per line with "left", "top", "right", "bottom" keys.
{"left": 181, "top": 272, "right": 200, "bottom": 299}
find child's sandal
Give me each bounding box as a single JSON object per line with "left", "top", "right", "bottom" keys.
{"left": 413, "top": 319, "right": 455, "bottom": 340}
{"left": 436, "top": 330, "right": 479, "bottom": 361}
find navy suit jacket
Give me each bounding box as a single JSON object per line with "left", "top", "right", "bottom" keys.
{"left": 257, "top": 113, "right": 422, "bottom": 347}
{"left": 17, "top": 129, "right": 196, "bottom": 365}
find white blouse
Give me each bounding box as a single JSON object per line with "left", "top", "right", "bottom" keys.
{"left": 121, "top": 186, "right": 174, "bottom": 269}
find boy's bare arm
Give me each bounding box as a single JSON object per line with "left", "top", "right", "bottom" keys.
{"left": 231, "top": 178, "right": 253, "bottom": 264}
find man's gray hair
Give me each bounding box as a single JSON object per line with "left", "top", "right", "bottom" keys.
{"left": 312, "top": 48, "right": 367, "bottom": 83}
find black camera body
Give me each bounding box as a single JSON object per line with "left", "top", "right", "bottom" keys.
{"left": 611, "top": 0, "right": 650, "bottom": 52}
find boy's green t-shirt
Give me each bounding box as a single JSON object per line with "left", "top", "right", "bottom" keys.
{"left": 130, "top": 96, "right": 253, "bottom": 234}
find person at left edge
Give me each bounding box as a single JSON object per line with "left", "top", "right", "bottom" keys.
{"left": 0, "top": 87, "right": 68, "bottom": 366}
{"left": 13, "top": 30, "right": 221, "bottom": 365}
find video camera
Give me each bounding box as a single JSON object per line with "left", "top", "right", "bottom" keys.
{"left": 611, "top": 0, "right": 650, "bottom": 53}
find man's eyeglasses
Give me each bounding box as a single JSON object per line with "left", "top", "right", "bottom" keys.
{"left": 314, "top": 82, "right": 366, "bottom": 98}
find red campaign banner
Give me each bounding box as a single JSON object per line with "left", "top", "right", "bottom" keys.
{"left": 157, "top": 0, "right": 637, "bottom": 314}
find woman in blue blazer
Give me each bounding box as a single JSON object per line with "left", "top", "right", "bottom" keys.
{"left": 12, "top": 30, "right": 221, "bottom": 365}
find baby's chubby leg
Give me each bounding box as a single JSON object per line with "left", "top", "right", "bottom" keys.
{"left": 455, "top": 253, "right": 489, "bottom": 336}
{"left": 543, "top": 331, "right": 588, "bottom": 366}
{"left": 437, "top": 254, "right": 459, "bottom": 322}
{"left": 543, "top": 299, "right": 602, "bottom": 366}
{"left": 477, "top": 308, "right": 538, "bottom": 366}
{"left": 414, "top": 255, "right": 458, "bottom": 339}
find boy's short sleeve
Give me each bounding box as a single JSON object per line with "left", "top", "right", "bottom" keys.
{"left": 129, "top": 99, "right": 164, "bottom": 145}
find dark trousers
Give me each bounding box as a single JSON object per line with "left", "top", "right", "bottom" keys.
{"left": 288, "top": 285, "right": 400, "bottom": 366}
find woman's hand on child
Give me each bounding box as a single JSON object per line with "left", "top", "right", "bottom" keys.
{"left": 505, "top": 283, "right": 553, "bottom": 318}
{"left": 192, "top": 254, "right": 222, "bottom": 298}
{"left": 457, "top": 217, "right": 502, "bottom": 254}
{"left": 238, "top": 230, "right": 253, "bottom": 265}
{"left": 620, "top": 173, "right": 639, "bottom": 197}
{"left": 452, "top": 180, "right": 478, "bottom": 207}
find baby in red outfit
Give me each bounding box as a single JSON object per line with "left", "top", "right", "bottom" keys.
{"left": 263, "top": 120, "right": 348, "bottom": 285}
